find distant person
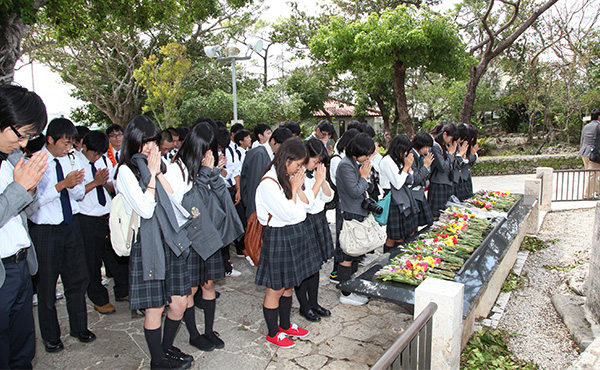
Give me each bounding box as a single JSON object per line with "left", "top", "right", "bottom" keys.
{"left": 251, "top": 122, "right": 272, "bottom": 149}
{"left": 74, "top": 126, "right": 90, "bottom": 152}
{"left": 307, "top": 120, "right": 335, "bottom": 152}
{"left": 579, "top": 108, "right": 600, "bottom": 198}
{"left": 0, "top": 85, "right": 48, "bottom": 369}
{"left": 105, "top": 124, "right": 124, "bottom": 166}
{"left": 280, "top": 121, "right": 301, "bottom": 137}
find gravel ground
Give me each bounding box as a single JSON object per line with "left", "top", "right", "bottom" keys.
{"left": 498, "top": 208, "right": 595, "bottom": 369}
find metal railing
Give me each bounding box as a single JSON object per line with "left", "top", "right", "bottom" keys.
{"left": 553, "top": 169, "right": 600, "bottom": 201}
{"left": 371, "top": 302, "right": 438, "bottom": 370}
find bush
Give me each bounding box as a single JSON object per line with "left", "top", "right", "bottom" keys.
{"left": 472, "top": 154, "right": 582, "bottom": 176}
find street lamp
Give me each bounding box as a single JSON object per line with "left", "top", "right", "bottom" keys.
{"left": 204, "top": 41, "right": 264, "bottom": 125}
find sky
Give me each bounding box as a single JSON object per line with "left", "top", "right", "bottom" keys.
{"left": 13, "top": 0, "right": 454, "bottom": 121}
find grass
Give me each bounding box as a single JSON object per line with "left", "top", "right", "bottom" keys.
{"left": 461, "top": 328, "right": 538, "bottom": 369}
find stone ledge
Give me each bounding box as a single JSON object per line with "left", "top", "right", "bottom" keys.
{"left": 552, "top": 294, "right": 594, "bottom": 351}
{"left": 473, "top": 153, "right": 582, "bottom": 176}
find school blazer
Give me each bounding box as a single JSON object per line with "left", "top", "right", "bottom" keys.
{"left": 429, "top": 144, "right": 454, "bottom": 185}
{"left": 458, "top": 152, "right": 477, "bottom": 181}
{"left": 240, "top": 145, "right": 271, "bottom": 219}
{"left": 409, "top": 149, "right": 430, "bottom": 202}
{"left": 335, "top": 156, "right": 369, "bottom": 217}
{"left": 0, "top": 150, "right": 39, "bottom": 288}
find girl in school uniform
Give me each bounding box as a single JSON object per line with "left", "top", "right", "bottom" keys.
{"left": 410, "top": 132, "right": 435, "bottom": 230}
{"left": 379, "top": 135, "right": 417, "bottom": 253}
{"left": 255, "top": 137, "right": 320, "bottom": 348}
{"left": 115, "top": 115, "right": 193, "bottom": 370}
{"left": 165, "top": 122, "right": 231, "bottom": 353}
{"left": 295, "top": 138, "right": 334, "bottom": 322}
{"left": 455, "top": 124, "right": 479, "bottom": 201}
{"left": 428, "top": 123, "right": 458, "bottom": 219}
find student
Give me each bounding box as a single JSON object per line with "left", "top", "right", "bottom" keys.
{"left": 295, "top": 139, "right": 334, "bottom": 322}
{"left": 166, "top": 122, "right": 229, "bottom": 352}
{"left": 74, "top": 126, "right": 90, "bottom": 152}
{"left": 0, "top": 85, "right": 48, "bottom": 369}
{"left": 255, "top": 137, "right": 318, "bottom": 348}
{"left": 410, "top": 132, "right": 435, "bottom": 229}
{"left": 28, "top": 118, "right": 94, "bottom": 353}
{"left": 251, "top": 122, "right": 272, "bottom": 149}
{"left": 335, "top": 132, "right": 375, "bottom": 306}
{"left": 240, "top": 127, "right": 293, "bottom": 219}
{"left": 280, "top": 121, "right": 301, "bottom": 137}
{"left": 455, "top": 124, "right": 479, "bottom": 201}
{"left": 105, "top": 124, "right": 123, "bottom": 166}
{"left": 307, "top": 120, "right": 335, "bottom": 152}
{"left": 159, "top": 130, "right": 175, "bottom": 162}
{"left": 231, "top": 128, "right": 252, "bottom": 257}
{"left": 76, "top": 130, "right": 128, "bottom": 315}
{"left": 428, "top": 123, "right": 458, "bottom": 219}
{"left": 115, "top": 115, "right": 193, "bottom": 369}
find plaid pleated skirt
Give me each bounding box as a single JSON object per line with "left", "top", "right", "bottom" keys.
{"left": 415, "top": 197, "right": 434, "bottom": 227}
{"left": 255, "top": 222, "right": 321, "bottom": 290}
{"left": 129, "top": 240, "right": 168, "bottom": 310}
{"left": 305, "top": 211, "right": 334, "bottom": 263}
{"left": 455, "top": 177, "right": 473, "bottom": 201}
{"left": 386, "top": 203, "right": 418, "bottom": 240}
{"left": 165, "top": 247, "right": 192, "bottom": 298}
{"left": 428, "top": 183, "right": 453, "bottom": 218}
{"left": 187, "top": 247, "right": 225, "bottom": 287}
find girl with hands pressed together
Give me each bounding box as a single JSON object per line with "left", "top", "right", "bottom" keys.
{"left": 428, "top": 123, "right": 458, "bottom": 219}
{"left": 410, "top": 132, "right": 435, "bottom": 230}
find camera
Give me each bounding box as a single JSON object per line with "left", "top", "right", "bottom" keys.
{"left": 361, "top": 198, "right": 383, "bottom": 215}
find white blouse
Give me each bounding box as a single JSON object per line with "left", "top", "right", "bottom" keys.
{"left": 304, "top": 175, "right": 334, "bottom": 214}
{"left": 329, "top": 152, "right": 345, "bottom": 187}
{"left": 164, "top": 160, "right": 193, "bottom": 204}
{"left": 115, "top": 165, "right": 156, "bottom": 219}
{"left": 379, "top": 155, "right": 409, "bottom": 190}
{"left": 255, "top": 167, "right": 313, "bottom": 227}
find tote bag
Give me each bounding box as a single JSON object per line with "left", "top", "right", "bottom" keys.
{"left": 339, "top": 213, "right": 387, "bottom": 257}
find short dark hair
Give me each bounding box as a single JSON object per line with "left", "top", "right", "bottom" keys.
{"left": 358, "top": 123, "right": 375, "bottom": 138}
{"left": 82, "top": 130, "right": 109, "bottom": 154}
{"left": 346, "top": 132, "right": 375, "bottom": 158}
{"left": 167, "top": 127, "right": 178, "bottom": 139}
{"left": 75, "top": 126, "right": 90, "bottom": 141}
{"left": 305, "top": 138, "right": 328, "bottom": 164}
{"left": 159, "top": 130, "right": 173, "bottom": 144}
{"left": 176, "top": 126, "right": 188, "bottom": 140}
{"left": 316, "top": 120, "right": 334, "bottom": 135}
{"left": 230, "top": 123, "right": 244, "bottom": 134}
{"left": 253, "top": 122, "right": 271, "bottom": 140}
{"left": 412, "top": 131, "right": 433, "bottom": 150}
{"left": 281, "top": 121, "right": 301, "bottom": 136}
{"left": 457, "top": 123, "right": 469, "bottom": 141}
{"left": 25, "top": 134, "right": 46, "bottom": 154}
{"left": 0, "top": 85, "right": 47, "bottom": 133}
{"left": 106, "top": 124, "right": 124, "bottom": 137}
{"left": 592, "top": 109, "right": 600, "bottom": 121}
{"left": 387, "top": 134, "right": 412, "bottom": 168}
{"left": 234, "top": 129, "right": 251, "bottom": 146}
{"left": 270, "top": 127, "right": 293, "bottom": 144}
{"left": 336, "top": 128, "right": 360, "bottom": 153}
{"left": 46, "top": 118, "right": 78, "bottom": 143}
{"left": 347, "top": 120, "right": 361, "bottom": 131}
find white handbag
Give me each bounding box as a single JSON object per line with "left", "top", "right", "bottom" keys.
{"left": 339, "top": 213, "right": 387, "bottom": 257}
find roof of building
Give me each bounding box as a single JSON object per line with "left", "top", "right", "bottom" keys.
{"left": 313, "top": 99, "right": 381, "bottom": 117}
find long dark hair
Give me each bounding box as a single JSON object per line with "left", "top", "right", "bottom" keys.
{"left": 335, "top": 128, "right": 359, "bottom": 154}
{"left": 116, "top": 115, "right": 159, "bottom": 180}
{"left": 467, "top": 124, "right": 478, "bottom": 148}
{"left": 305, "top": 138, "right": 328, "bottom": 165}
{"left": 265, "top": 137, "right": 307, "bottom": 199}
{"left": 174, "top": 122, "right": 214, "bottom": 183}
{"left": 434, "top": 123, "right": 458, "bottom": 160}
{"left": 386, "top": 135, "right": 412, "bottom": 169}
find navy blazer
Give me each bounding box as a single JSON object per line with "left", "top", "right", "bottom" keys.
{"left": 336, "top": 156, "right": 369, "bottom": 217}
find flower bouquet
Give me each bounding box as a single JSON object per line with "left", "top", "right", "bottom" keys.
{"left": 466, "top": 190, "right": 520, "bottom": 212}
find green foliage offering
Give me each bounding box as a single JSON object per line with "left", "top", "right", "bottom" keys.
{"left": 501, "top": 271, "right": 525, "bottom": 293}
{"left": 543, "top": 263, "right": 582, "bottom": 272}
{"left": 461, "top": 329, "right": 538, "bottom": 370}
{"left": 520, "top": 236, "right": 550, "bottom": 253}
{"left": 134, "top": 43, "right": 191, "bottom": 129}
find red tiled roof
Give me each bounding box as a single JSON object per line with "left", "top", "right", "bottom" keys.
{"left": 313, "top": 99, "right": 381, "bottom": 117}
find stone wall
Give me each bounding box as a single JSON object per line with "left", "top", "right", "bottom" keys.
{"left": 472, "top": 154, "right": 582, "bottom": 176}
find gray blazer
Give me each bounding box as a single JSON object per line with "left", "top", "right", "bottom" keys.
{"left": 409, "top": 148, "right": 430, "bottom": 202}
{"left": 429, "top": 143, "right": 454, "bottom": 185}
{"left": 579, "top": 120, "right": 599, "bottom": 157}
{"left": 336, "top": 156, "right": 369, "bottom": 217}
{"left": 458, "top": 152, "right": 477, "bottom": 181}
{"left": 0, "top": 150, "right": 39, "bottom": 288}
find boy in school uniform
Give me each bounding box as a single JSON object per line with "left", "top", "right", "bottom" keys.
{"left": 105, "top": 124, "right": 123, "bottom": 166}
{"left": 28, "top": 118, "right": 96, "bottom": 353}
{"left": 75, "top": 130, "right": 128, "bottom": 314}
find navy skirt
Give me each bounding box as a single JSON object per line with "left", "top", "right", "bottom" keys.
{"left": 199, "top": 248, "right": 226, "bottom": 285}
{"left": 415, "top": 197, "right": 434, "bottom": 227}
{"left": 129, "top": 240, "right": 168, "bottom": 310}
{"left": 165, "top": 247, "right": 192, "bottom": 298}
{"left": 305, "top": 211, "right": 334, "bottom": 263}
{"left": 255, "top": 222, "right": 321, "bottom": 290}
{"left": 455, "top": 177, "right": 473, "bottom": 201}
{"left": 386, "top": 203, "right": 418, "bottom": 240}
{"left": 428, "top": 183, "right": 453, "bottom": 218}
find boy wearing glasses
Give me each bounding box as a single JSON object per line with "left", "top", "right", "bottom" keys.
{"left": 105, "top": 124, "right": 124, "bottom": 166}
{"left": 0, "top": 85, "right": 48, "bottom": 369}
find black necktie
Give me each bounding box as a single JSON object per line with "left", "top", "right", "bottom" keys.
{"left": 0, "top": 152, "right": 7, "bottom": 169}
{"left": 115, "top": 151, "right": 119, "bottom": 163}
{"left": 55, "top": 158, "right": 73, "bottom": 224}
{"left": 90, "top": 161, "right": 107, "bottom": 206}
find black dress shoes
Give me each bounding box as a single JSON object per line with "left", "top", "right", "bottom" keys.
{"left": 43, "top": 339, "right": 64, "bottom": 353}
{"left": 299, "top": 308, "right": 321, "bottom": 322}
{"left": 313, "top": 305, "right": 331, "bottom": 317}
{"left": 70, "top": 329, "right": 97, "bottom": 343}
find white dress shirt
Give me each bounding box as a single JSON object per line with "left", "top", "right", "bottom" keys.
{"left": 115, "top": 165, "right": 156, "bottom": 219}
{"left": 77, "top": 151, "right": 113, "bottom": 216}
{"left": 164, "top": 160, "right": 193, "bottom": 204}
{"left": 255, "top": 167, "right": 313, "bottom": 227}
{"left": 379, "top": 155, "right": 409, "bottom": 190}
{"left": 29, "top": 147, "right": 86, "bottom": 225}
{"left": 329, "top": 152, "right": 345, "bottom": 187}
{"left": 304, "top": 175, "right": 334, "bottom": 214}
{"left": 0, "top": 160, "right": 31, "bottom": 257}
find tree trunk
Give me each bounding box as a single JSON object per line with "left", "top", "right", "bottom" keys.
{"left": 0, "top": 15, "right": 30, "bottom": 84}
{"left": 459, "top": 62, "right": 487, "bottom": 124}
{"left": 392, "top": 59, "right": 414, "bottom": 137}
{"left": 373, "top": 82, "right": 392, "bottom": 147}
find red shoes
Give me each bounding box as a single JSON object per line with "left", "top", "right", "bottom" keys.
{"left": 279, "top": 323, "right": 309, "bottom": 338}
{"left": 266, "top": 332, "right": 296, "bottom": 348}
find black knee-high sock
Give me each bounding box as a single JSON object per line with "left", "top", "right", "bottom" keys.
{"left": 144, "top": 327, "right": 164, "bottom": 362}
{"left": 351, "top": 259, "right": 359, "bottom": 274}
{"left": 203, "top": 298, "right": 216, "bottom": 334}
{"left": 279, "top": 295, "right": 292, "bottom": 330}
{"left": 294, "top": 278, "right": 310, "bottom": 311}
{"left": 183, "top": 306, "right": 200, "bottom": 340}
{"left": 383, "top": 245, "right": 394, "bottom": 254}
{"left": 307, "top": 273, "right": 320, "bottom": 308}
{"left": 338, "top": 265, "right": 352, "bottom": 296}
{"left": 162, "top": 317, "right": 181, "bottom": 352}
{"left": 263, "top": 306, "right": 279, "bottom": 337}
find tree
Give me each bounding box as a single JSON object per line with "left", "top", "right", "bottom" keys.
{"left": 454, "top": 0, "right": 559, "bottom": 124}
{"left": 328, "top": 0, "right": 441, "bottom": 19}
{"left": 134, "top": 43, "right": 192, "bottom": 128}
{"left": 284, "top": 66, "right": 332, "bottom": 120}
{"left": 310, "top": 5, "right": 468, "bottom": 137}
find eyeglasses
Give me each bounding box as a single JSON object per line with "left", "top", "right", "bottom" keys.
{"left": 109, "top": 132, "right": 124, "bottom": 139}
{"left": 9, "top": 124, "right": 40, "bottom": 142}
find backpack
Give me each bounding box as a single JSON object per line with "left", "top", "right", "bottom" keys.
{"left": 109, "top": 193, "right": 139, "bottom": 257}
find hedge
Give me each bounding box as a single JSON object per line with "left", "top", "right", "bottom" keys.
{"left": 472, "top": 153, "right": 583, "bottom": 176}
